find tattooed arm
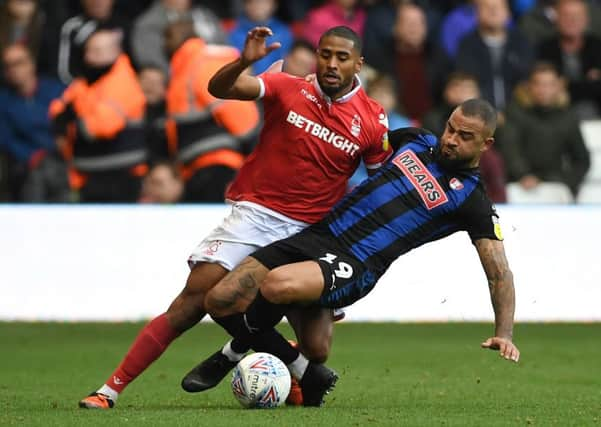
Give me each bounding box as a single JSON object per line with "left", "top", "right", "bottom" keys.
{"left": 474, "top": 238, "right": 520, "bottom": 363}
{"left": 204, "top": 257, "right": 270, "bottom": 318}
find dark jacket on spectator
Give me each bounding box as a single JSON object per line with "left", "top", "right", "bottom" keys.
{"left": 537, "top": 34, "right": 601, "bottom": 113}
{"left": 456, "top": 29, "right": 533, "bottom": 109}
{"left": 502, "top": 95, "right": 590, "bottom": 195}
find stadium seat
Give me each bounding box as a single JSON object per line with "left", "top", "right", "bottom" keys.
{"left": 580, "top": 120, "right": 601, "bottom": 181}
{"left": 576, "top": 182, "right": 601, "bottom": 203}
{"left": 506, "top": 182, "right": 574, "bottom": 204}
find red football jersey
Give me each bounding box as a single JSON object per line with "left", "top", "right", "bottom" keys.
{"left": 226, "top": 72, "right": 391, "bottom": 223}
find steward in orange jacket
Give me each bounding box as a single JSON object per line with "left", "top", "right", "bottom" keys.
{"left": 164, "top": 20, "right": 260, "bottom": 202}
{"left": 50, "top": 30, "right": 147, "bottom": 202}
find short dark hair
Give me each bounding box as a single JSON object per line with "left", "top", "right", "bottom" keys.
{"left": 318, "top": 26, "right": 362, "bottom": 54}
{"left": 459, "top": 99, "right": 497, "bottom": 136}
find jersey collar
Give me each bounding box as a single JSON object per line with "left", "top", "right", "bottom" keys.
{"left": 313, "top": 74, "right": 362, "bottom": 104}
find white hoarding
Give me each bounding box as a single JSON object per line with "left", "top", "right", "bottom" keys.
{"left": 0, "top": 205, "right": 599, "bottom": 321}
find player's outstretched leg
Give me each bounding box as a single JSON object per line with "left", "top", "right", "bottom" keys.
{"left": 78, "top": 262, "right": 227, "bottom": 409}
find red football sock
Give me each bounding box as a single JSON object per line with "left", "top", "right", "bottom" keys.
{"left": 105, "top": 313, "right": 180, "bottom": 393}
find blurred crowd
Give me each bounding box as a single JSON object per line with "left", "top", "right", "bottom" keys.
{"left": 0, "top": 0, "right": 598, "bottom": 204}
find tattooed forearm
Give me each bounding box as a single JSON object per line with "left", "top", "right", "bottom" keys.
{"left": 475, "top": 239, "right": 515, "bottom": 339}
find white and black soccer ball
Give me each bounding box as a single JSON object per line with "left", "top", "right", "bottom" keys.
{"left": 231, "top": 352, "right": 291, "bottom": 409}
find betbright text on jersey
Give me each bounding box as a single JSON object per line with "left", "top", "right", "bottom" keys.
{"left": 226, "top": 73, "right": 391, "bottom": 224}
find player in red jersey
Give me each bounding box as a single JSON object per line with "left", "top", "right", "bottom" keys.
{"left": 79, "top": 25, "right": 391, "bottom": 409}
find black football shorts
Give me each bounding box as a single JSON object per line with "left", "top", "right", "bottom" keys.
{"left": 251, "top": 224, "right": 381, "bottom": 309}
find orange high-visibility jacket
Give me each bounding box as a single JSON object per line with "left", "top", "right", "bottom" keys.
{"left": 165, "top": 38, "right": 260, "bottom": 179}
{"left": 49, "top": 54, "right": 147, "bottom": 175}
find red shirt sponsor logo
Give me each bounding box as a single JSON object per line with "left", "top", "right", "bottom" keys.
{"left": 285, "top": 110, "right": 361, "bottom": 156}
{"left": 392, "top": 150, "right": 448, "bottom": 209}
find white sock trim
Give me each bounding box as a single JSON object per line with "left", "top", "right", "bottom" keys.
{"left": 288, "top": 354, "right": 309, "bottom": 380}
{"left": 97, "top": 384, "right": 119, "bottom": 401}
{"left": 221, "top": 340, "right": 246, "bottom": 362}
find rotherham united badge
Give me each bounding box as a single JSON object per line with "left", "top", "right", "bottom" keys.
{"left": 449, "top": 178, "right": 464, "bottom": 191}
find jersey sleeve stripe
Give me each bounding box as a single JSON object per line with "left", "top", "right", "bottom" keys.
{"left": 257, "top": 77, "right": 265, "bottom": 99}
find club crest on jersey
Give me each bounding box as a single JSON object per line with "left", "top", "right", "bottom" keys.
{"left": 392, "top": 150, "right": 448, "bottom": 210}
{"left": 449, "top": 178, "right": 464, "bottom": 191}
{"left": 351, "top": 114, "right": 361, "bottom": 137}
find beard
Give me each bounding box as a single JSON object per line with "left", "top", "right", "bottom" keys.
{"left": 434, "top": 145, "right": 471, "bottom": 170}
{"left": 318, "top": 75, "right": 353, "bottom": 98}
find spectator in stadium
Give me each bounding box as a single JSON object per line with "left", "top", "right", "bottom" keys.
{"left": 138, "top": 160, "right": 183, "bottom": 204}
{"left": 163, "top": 19, "right": 260, "bottom": 202}
{"left": 519, "top": 0, "right": 601, "bottom": 50}
{"left": 367, "top": 74, "right": 412, "bottom": 132}
{"left": 0, "top": 44, "right": 68, "bottom": 202}
{"left": 282, "top": 38, "right": 316, "bottom": 77}
{"left": 302, "top": 0, "right": 366, "bottom": 48}
{"left": 439, "top": 0, "right": 478, "bottom": 58}
{"left": 0, "top": 0, "right": 51, "bottom": 82}
{"left": 391, "top": 2, "right": 452, "bottom": 120}
{"left": 57, "top": 0, "right": 129, "bottom": 84}
{"left": 537, "top": 0, "right": 601, "bottom": 119}
{"left": 228, "top": 0, "right": 293, "bottom": 74}
{"left": 363, "top": 0, "right": 446, "bottom": 72}
{"left": 423, "top": 72, "right": 508, "bottom": 202}
{"left": 137, "top": 65, "right": 168, "bottom": 162}
{"left": 49, "top": 29, "right": 147, "bottom": 202}
{"left": 131, "top": 0, "right": 226, "bottom": 73}
{"left": 502, "top": 62, "right": 590, "bottom": 196}
{"left": 456, "top": 0, "right": 533, "bottom": 110}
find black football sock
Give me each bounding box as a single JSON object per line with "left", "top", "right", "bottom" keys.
{"left": 251, "top": 327, "right": 301, "bottom": 365}
{"left": 211, "top": 314, "right": 253, "bottom": 353}
{"left": 228, "top": 290, "right": 287, "bottom": 353}
{"left": 244, "top": 290, "right": 287, "bottom": 330}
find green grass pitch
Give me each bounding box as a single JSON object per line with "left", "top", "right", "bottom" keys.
{"left": 1, "top": 322, "right": 600, "bottom": 426}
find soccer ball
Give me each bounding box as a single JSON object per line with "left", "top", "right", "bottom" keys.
{"left": 231, "top": 352, "right": 291, "bottom": 409}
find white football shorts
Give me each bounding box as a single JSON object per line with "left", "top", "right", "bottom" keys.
{"left": 188, "top": 201, "right": 309, "bottom": 271}
{"left": 188, "top": 201, "right": 346, "bottom": 320}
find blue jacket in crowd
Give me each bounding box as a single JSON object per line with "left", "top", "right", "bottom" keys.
{"left": 0, "top": 78, "right": 64, "bottom": 164}
{"left": 229, "top": 15, "right": 293, "bottom": 74}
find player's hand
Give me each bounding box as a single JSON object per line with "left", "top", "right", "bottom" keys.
{"left": 242, "top": 27, "right": 281, "bottom": 66}
{"left": 481, "top": 336, "right": 520, "bottom": 363}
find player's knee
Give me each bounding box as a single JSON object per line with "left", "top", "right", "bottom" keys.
{"left": 261, "top": 270, "right": 296, "bottom": 304}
